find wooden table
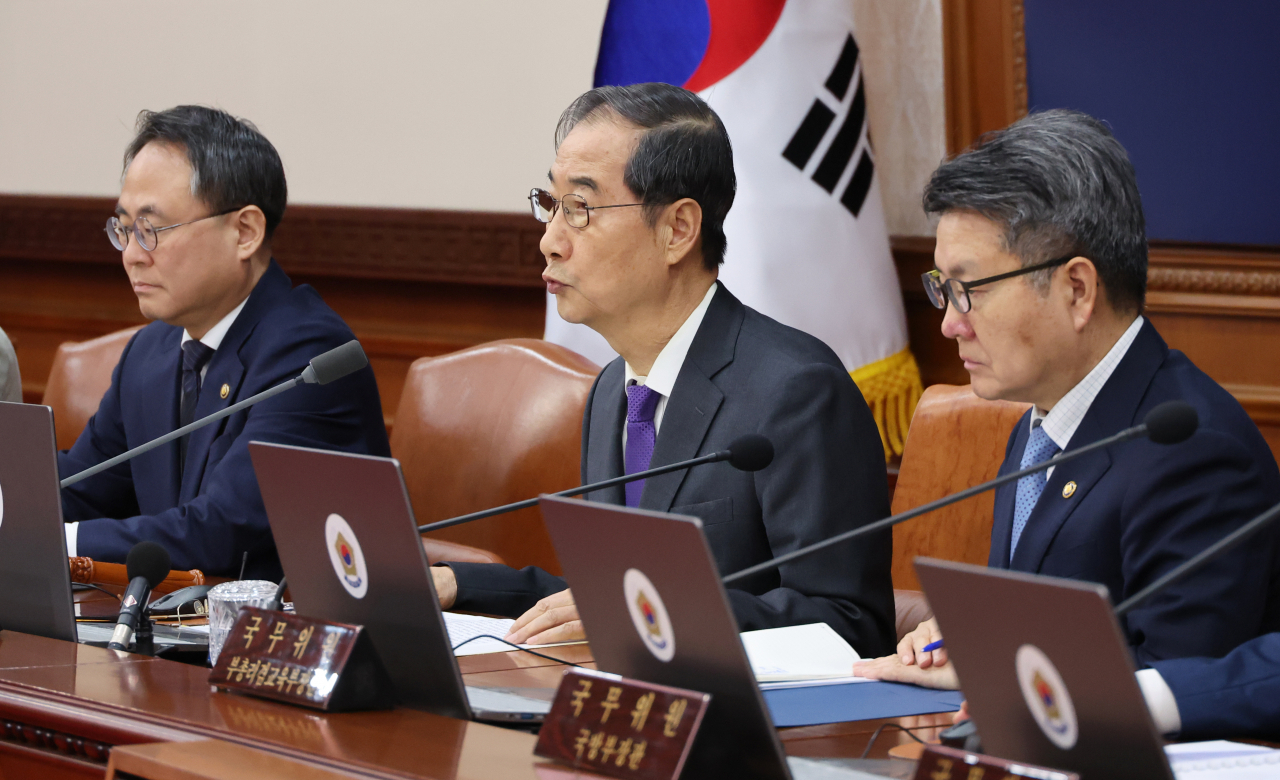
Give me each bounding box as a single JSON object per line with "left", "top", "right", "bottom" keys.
{"left": 0, "top": 630, "right": 950, "bottom": 779}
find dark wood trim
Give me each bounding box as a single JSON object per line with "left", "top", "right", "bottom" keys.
{"left": 941, "top": 0, "right": 1029, "bottom": 154}
{"left": 0, "top": 195, "right": 547, "bottom": 289}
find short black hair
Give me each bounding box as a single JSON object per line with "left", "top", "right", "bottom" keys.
{"left": 923, "top": 109, "right": 1147, "bottom": 314}
{"left": 556, "top": 83, "right": 736, "bottom": 270}
{"left": 124, "top": 105, "right": 288, "bottom": 239}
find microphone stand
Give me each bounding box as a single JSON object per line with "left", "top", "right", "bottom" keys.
{"left": 61, "top": 339, "right": 369, "bottom": 489}
{"left": 1115, "top": 499, "right": 1280, "bottom": 616}
{"left": 61, "top": 376, "right": 305, "bottom": 488}
{"left": 722, "top": 423, "right": 1150, "bottom": 585}
{"left": 418, "top": 450, "right": 731, "bottom": 534}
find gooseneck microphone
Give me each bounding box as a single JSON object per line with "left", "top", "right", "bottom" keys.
{"left": 417, "top": 433, "right": 775, "bottom": 534}
{"left": 722, "top": 401, "right": 1198, "bottom": 585}
{"left": 61, "top": 340, "right": 369, "bottom": 489}
{"left": 107, "top": 541, "right": 172, "bottom": 651}
{"left": 1115, "top": 498, "right": 1280, "bottom": 617}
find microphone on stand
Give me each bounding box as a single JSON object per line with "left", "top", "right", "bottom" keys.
{"left": 722, "top": 401, "right": 1199, "bottom": 585}
{"left": 61, "top": 340, "right": 370, "bottom": 489}
{"left": 1115, "top": 498, "right": 1280, "bottom": 617}
{"left": 107, "top": 541, "right": 171, "bottom": 652}
{"left": 417, "top": 434, "right": 775, "bottom": 534}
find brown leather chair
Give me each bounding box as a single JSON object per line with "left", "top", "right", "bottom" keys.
{"left": 391, "top": 339, "right": 600, "bottom": 573}
{"left": 42, "top": 326, "right": 142, "bottom": 449}
{"left": 889, "top": 384, "right": 1031, "bottom": 636}
{"left": 43, "top": 326, "right": 503, "bottom": 568}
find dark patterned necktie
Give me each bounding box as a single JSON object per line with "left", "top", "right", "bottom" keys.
{"left": 624, "top": 384, "right": 661, "bottom": 507}
{"left": 179, "top": 340, "right": 215, "bottom": 475}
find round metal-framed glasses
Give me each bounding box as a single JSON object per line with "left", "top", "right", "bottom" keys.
{"left": 105, "top": 207, "right": 241, "bottom": 252}
{"left": 528, "top": 187, "right": 644, "bottom": 229}
{"left": 921, "top": 255, "right": 1073, "bottom": 314}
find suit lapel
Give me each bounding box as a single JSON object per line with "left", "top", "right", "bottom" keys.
{"left": 132, "top": 328, "right": 185, "bottom": 508}
{"left": 179, "top": 260, "right": 290, "bottom": 500}
{"left": 179, "top": 349, "right": 246, "bottom": 501}
{"left": 584, "top": 359, "right": 627, "bottom": 505}
{"left": 640, "top": 286, "right": 741, "bottom": 512}
{"left": 1010, "top": 320, "right": 1169, "bottom": 572}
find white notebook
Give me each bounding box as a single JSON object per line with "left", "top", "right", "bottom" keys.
{"left": 741, "top": 623, "right": 863, "bottom": 683}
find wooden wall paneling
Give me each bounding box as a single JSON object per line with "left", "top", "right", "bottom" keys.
{"left": 941, "top": 0, "right": 1028, "bottom": 154}
{"left": 0, "top": 196, "right": 549, "bottom": 426}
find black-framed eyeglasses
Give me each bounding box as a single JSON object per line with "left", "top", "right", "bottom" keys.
{"left": 104, "top": 207, "right": 241, "bottom": 252}
{"left": 528, "top": 187, "right": 644, "bottom": 229}
{"left": 922, "top": 255, "right": 1074, "bottom": 314}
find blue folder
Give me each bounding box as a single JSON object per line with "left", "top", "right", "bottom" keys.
{"left": 762, "top": 681, "right": 964, "bottom": 728}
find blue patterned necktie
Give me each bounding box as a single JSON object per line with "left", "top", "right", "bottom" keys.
{"left": 179, "top": 340, "right": 215, "bottom": 475}
{"left": 624, "top": 384, "right": 661, "bottom": 508}
{"left": 1010, "top": 423, "right": 1060, "bottom": 561}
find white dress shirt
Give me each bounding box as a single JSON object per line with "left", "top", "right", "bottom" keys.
{"left": 1030, "top": 315, "right": 1144, "bottom": 479}
{"left": 65, "top": 298, "right": 249, "bottom": 557}
{"left": 621, "top": 282, "right": 718, "bottom": 450}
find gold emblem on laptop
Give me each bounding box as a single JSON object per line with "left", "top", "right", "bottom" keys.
{"left": 220, "top": 383, "right": 230, "bottom": 399}
{"left": 1062, "top": 481, "right": 1077, "bottom": 498}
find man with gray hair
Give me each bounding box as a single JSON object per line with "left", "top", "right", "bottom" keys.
{"left": 856, "top": 111, "right": 1280, "bottom": 716}
{"left": 430, "top": 82, "right": 896, "bottom": 655}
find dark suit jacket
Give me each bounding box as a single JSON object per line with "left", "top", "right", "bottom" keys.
{"left": 1152, "top": 632, "right": 1280, "bottom": 739}
{"left": 990, "top": 319, "right": 1280, "bottom": 665}
{"left": 58, "top": 261, "right": 390, "bottom": 579}
{"left": 450, "top": 284, "right": 896, "bottom": 656}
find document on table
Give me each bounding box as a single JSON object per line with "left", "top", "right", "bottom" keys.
{"left": 443, "top": 612, "right": 585, "bottom": 657}
{"left": 1167, "top": 740, "right": 1280, "bottom": 779}
{"left": 741, "top": 623, "right": 869, "bottom": 687}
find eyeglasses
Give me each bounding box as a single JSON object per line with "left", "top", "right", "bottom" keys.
{"left": 922, "top": 255, "right": 1074, "bottom": 314}
{"left": 528, "top": 188, "right": 644, "bottom": 229}
{"left": 105, "top": 207, "right": 241, "bottom": 252}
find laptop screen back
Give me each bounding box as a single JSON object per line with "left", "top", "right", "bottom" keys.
{"left": 915, "top": 558, "right": 1173, "bottom": 780}
{"left": 0, "top": 402, "right": 76, "bottom": 642}
{"left": 539, "top": 495, "right": 790, "bottom": 780}
{"left": 249, "top": 441, "right": 470, "bottom": 719}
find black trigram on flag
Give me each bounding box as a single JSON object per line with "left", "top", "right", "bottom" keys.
{"left": 782, "top": 34, "right": 874, "bottom": 218}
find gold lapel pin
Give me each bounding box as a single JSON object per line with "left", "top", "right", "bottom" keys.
{"left": 1062, "top": 481, "right": 1077, "bottom": 499}
{"left": 220, "top": 383, "right": 230, "bottom": 400}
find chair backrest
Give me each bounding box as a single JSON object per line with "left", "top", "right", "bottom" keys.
{"left": 390, "top": 339, "right": 599, "bottom": 575}
{"left": 42, "top": 327, "right": 142, "bottom": 450}
{"left": 891, "top": 384, "right": 1031, "bottom": 591}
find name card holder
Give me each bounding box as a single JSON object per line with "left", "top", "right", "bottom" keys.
{"left": 914, "top": 745, "right": 1080, "bottom": 780}
{"left": 209, "top": 607, "right": 394, "bottom": 712}
{"left": 535, "top": 668, "right": 709, "bottom": 780}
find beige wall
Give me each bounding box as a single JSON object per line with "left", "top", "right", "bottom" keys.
{"left": 0, "top": 1, "right": 943, "bottom": 233}
{"left": 0, "top": 1, "right": 607, "bottom": 213}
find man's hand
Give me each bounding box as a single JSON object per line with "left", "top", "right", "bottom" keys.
{"left": 852, "top": 654, "right": 960, "bottom": 690}
{"left": 430, "top": 564, "right": 458, "bottom": 610}
{"left": 504, "top": 589, "right": 585, "bottom": 645}
{"left": 898, "top": 618, "right": 948, "bottom": 668}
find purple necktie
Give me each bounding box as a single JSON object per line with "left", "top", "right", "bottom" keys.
{"left": 624, "top": 383, "right": 661, "bottom": 507}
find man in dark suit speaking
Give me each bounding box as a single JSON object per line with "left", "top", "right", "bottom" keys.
{"left": 857, "top": 110, "right": 1280, "bottom": 688}
{"left": 430, "top": 83, "right": 895, "bottom": 656}
{"left": 58, "top": 106, "right": 389, "bottom": 580}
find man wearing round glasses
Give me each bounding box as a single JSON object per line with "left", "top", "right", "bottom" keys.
{"left": 430, "top": 82, "right": 896, "bottom": 655}
{"left": 854, "top": 112, "right": 1280, "bottom": 714}
{"left": 57, "top": 105, "right": 389, "bottom": 580}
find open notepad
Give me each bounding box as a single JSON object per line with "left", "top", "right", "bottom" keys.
{"left": 448, "top": 616, "right": 867, "bottom": 690}
{"left": 740, "top": 623, "right": 871, "bottom": 689}
{"left": 443, "top": 612, "right": 586, "bottom": 657}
